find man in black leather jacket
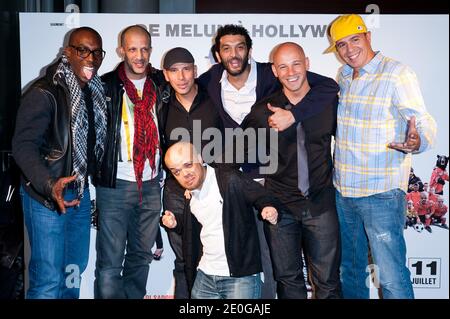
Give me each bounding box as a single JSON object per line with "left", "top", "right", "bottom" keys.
{"left": 12, "top": 27, "right": 107, "bottom": 298}
{"left": 94, "top": 25, "right": 167, "bottom": 299}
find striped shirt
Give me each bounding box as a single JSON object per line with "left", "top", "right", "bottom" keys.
{"left": 334, "top": 52, "right": 437, "bottom": 198}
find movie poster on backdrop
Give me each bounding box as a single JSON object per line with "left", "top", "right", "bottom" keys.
{"left": 19, "top": 13, "right": 449, "bottom": 299}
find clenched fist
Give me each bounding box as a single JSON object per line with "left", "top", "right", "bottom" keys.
{"left": 162, "top": 210, "right": 177, "bottom": 229}
{"left": 261, "top": 206, "right": 278, "bottom": 225}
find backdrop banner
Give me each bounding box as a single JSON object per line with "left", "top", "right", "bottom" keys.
{"left": 19, "top": 13, "right": 449, "bottom": 299}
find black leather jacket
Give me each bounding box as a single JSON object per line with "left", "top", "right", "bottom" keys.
{"left": 95, "top": 65, "right": 169, "bottom": 188}
{"left": 12, "top": 60, "right": 73, "bottom": 210}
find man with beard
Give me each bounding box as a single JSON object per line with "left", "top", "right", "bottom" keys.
{"left": 13, "top": 27, "right": 107, "bottom": 298}
{"left": 94, "top": 25, "right": 165, "bottom": 299}
{"left": 198, "top": 24, "right": 339, "bottom": 298}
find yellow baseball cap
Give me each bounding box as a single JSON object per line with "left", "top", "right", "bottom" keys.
{"left": 325, "top": 14, "right": 368, "bottom": 53}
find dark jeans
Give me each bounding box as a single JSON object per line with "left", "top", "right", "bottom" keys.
{"left": 254, "top": 208, "right": 277, "bottom": 299}
{"left": 163, "top": 177, "right": 189, "bottom": 299}
{"left": 94, "top": 177, "right": 162, "bottom": 299}
{"left": 265, "top": 190, "right": 341, "bottom": 299}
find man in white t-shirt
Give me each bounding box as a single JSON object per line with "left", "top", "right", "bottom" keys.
{"left": 162, "top": 142, "right": 279, "bottom": 299}
{"left": 94, "top": 25, "right": 167, "bottom": 299}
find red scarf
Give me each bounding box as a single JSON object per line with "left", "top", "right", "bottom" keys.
{"left": 118, "top": 62, "right": 159, "bottom": 198}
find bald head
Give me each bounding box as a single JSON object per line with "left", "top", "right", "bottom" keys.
{"left": 119, "top": 25, "right": 152, "bottom": 80}
{"left": 68, "top": 27, "right": 102, "bottom": 47}
{"left": 165, "top": 142, "right": 205, "bottom": 190}
{"left": 120, "top": 25, "right": 151, "bottom": 48}
{"left": 271, "top": 42, "right": 310, "bottom": 101}
{"left": 165, "top": 142, "right": 199, "bottom": 166}
{"left": 272, "top": 42, "right": 305, "bottom": 64}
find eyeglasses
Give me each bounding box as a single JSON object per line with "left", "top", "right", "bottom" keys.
{"left": 69, "top": 45, "right": 106, "bottom": 60}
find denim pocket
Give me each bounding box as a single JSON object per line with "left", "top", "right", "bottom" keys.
{"left": 372, "top": 188, "right": 403, "bottom": 200}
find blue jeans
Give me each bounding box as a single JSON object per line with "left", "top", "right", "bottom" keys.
{"left": 21, "top": 187, "right": 91, "bottom": 299}
{"left": 191, "top": 269, "right": 261, "bottom": 299}
{"left": 336, "top": 189, "right": 414, "bottom": 299}
{"left": 94, "top": 177, "right": 162, "bottom": 299}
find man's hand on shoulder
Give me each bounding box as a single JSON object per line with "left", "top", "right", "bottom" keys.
{"left": 267, "top": 103, "right": 295, "bottom": 132}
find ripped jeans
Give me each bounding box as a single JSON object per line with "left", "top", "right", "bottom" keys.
{"left": 336, "top": 189, "right": 414, "bottom": 299}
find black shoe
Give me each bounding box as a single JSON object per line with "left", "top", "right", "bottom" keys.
{"left": 425, "top": 226, "right": 432, "bottom": 233}
{"left": 442, "top": 224, "right": 449, "bottom": 229}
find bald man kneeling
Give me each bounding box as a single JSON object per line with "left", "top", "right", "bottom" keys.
{"left": 162, "top": 141, "right": 279, "bottom": 299}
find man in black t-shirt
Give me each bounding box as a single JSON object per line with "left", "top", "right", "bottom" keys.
{"left": 159, "top": 47, "right": 223, "bottom": 298}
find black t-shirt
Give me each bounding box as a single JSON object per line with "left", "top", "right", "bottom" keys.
{"left": 242, "top": 89, "right": 338, "bottom": 214}
{"left": 163, "top": 86, "right": 223, "bottom": 161}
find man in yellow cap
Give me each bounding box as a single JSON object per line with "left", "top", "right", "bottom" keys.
{"left": 326, "top": 14, "right": 437, "bottom": 299}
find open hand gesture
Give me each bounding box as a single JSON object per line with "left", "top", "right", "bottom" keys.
{"left": 388, "top": 116, "right": 421, "bottom": 153}
{"left": 51, "top": 175, "right": 79, "bottom": 213}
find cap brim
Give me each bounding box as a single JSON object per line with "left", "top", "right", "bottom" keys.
{"left": 324, "top": 43, "right": 336, "bottom": 54}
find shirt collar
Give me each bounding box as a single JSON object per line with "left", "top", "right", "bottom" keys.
{"left": 190, "top": 164, "right": 214, "bottom": 201}
{"left": 341, "top": 51, "right": 383, "bottom": 78}
{"left": 219, "top": 58, "right": 257, "bottom": 90}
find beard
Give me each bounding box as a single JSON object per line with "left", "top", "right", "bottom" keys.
{"left": 124, "top": 58, "right": 148, "bottom": 77}
{"left": 221, "top": 52, "right": 250, "bottom": 76}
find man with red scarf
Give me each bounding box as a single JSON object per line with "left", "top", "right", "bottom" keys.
{"left": 94, "top": 25, "right": 167, "bottom": 299}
